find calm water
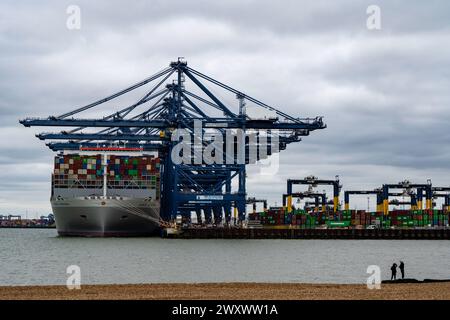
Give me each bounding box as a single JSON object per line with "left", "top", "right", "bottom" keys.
{"left": 1, "top": 228, "right": 449, "bottom": 286}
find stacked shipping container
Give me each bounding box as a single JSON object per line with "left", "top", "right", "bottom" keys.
{"left": 53, "top": 154, "right": 160, "bottom": 196}
{"left": 248, "top": 208, "right": 449, "bottom": 229}
{"left": 389, "top": 209, "right": 449, "bottom": 227}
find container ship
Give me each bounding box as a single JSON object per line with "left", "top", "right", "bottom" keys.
{"left": 51, "top": 152, "right": 160, "bottom": 236}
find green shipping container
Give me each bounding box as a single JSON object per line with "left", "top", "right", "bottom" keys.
{"left": 327, "top": 221, "right": 350, "bottom": 228}
{"left": 128, "top": 169, "right": 138, "bottom": 176}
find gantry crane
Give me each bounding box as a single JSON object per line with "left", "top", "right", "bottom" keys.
{"left": 286, "top": 176, "right": 341, "bottom": 213}
{"left": 20, "top": 59, "right": 326, "bottom": 223}
{"left": 431, "top": 187, "right": 450, "bottom": 211}
{"left": 382, "top": 180, "right": 432, "bottom": 215}
{"left": 344, "top": 189, "right": 384, "bottom": 212}
{"left": 282, "top": 192, "right": 327, "bottom": 212}
{"left": 246, "top": 197, "right": 268, "bottom": 214}
{"left": 344, "top": 188, "right": 418, "bottom": 212}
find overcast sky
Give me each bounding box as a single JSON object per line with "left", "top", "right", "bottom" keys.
{"left": 1, "top": 0, "right": 450, "bottom": 216}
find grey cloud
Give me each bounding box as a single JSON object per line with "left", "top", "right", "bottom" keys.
{"left": 1, "top": 0, "right": 450, "bottom": 215}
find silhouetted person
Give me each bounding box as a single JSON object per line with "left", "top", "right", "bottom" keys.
{"left": 391, "top": 263, "right": 397, "bottom": 280}
{"left": 399, "top": 261, "right": 405, "bottom": 279}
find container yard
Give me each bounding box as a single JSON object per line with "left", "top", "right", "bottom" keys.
{"left": 0, "top": 215, "right": 55, "bottom": 229}
{"left": 163, "top": 176, "right": 450, "bottom": 239}
{"left": 19, "top": 60, "right": 450, "bottom": 239}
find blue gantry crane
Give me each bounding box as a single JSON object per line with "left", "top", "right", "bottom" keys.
{"left": 286, "top": 176, "right": 341, "bottom": 213}
{"left": 20, "top": 59, "right": 326, "bottom": 223}
{"left": 381, "top": 180, "right": 432, "bottom": 214}
{"left": 282, "top": 191, "right": 328, "bottom": 212}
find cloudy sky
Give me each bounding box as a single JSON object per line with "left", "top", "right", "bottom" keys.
{"left": 1, "top": 0, "right": 450, "bottom": 216}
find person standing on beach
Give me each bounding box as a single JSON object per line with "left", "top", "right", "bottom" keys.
{"left": 390, "top": 263, "right": 397, "bottom": 280}
{"left": 399, "top": 261, "right": 405, "bottom": 279}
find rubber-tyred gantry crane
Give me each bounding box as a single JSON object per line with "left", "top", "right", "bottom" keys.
{"left": 431, "top": 187, "right": 450, "bottom": 211}
{"left": 286, "top": 176, "right": 341, "bottom": 213}
{"left": 20, "top": 59, "right": 326, "bottom": 223}
{"left": 246, "top": 197, "right": 268, "bottom": 214}
{"left": 382, "top": 180, "right": 432, "bottom": 215}
{"left": 344, "top": 189, "right": 383, "bottom": 212}
{"left": 282, "top": 192, "right": 327, "bottom": 212}
{"left": 344, "top": 187, "right": 426, "bottom": 212}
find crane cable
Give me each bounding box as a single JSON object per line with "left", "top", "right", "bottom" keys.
{"left": 56, "top": 67, "right": 173, "bottom": 119}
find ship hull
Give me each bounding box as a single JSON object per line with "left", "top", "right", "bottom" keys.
{"left": 51, "top": 197, "right": 160, "bottom": 237}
